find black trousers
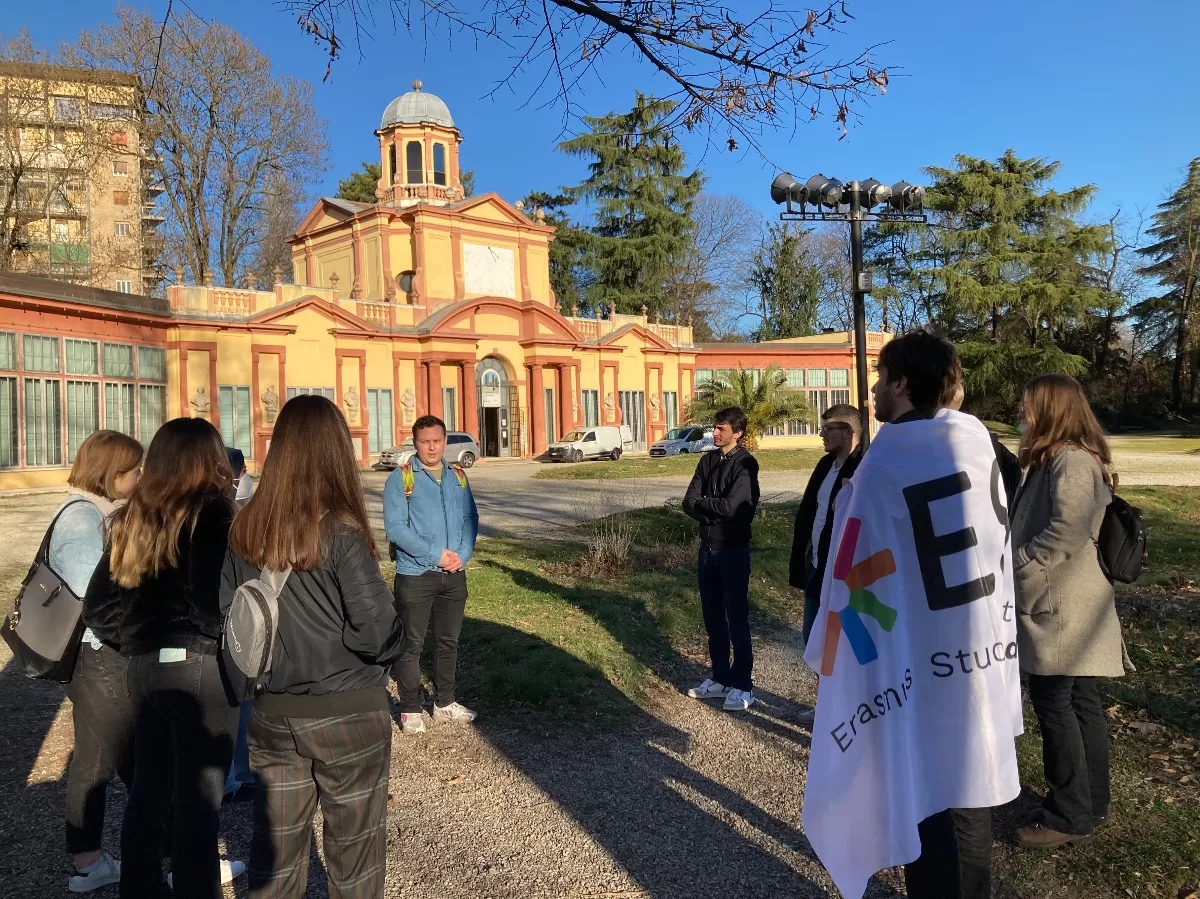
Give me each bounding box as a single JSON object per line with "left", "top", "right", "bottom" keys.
{"left": 62, "top": 643, "right": 136, "bottom": 855}
{"left": 1028, "top": 674, "right": 1110, "bottom": 834}
{"left": 247, "top": 709, "right": 392, "bottom": 899}
{"left": 697, "top": 545, "right": 753, "bottom": 691}
{"left": 904, "top": 807, "right": 993, "bottom": 899}
{"left": 392, "top": 570, "right": 468, "bottom": 713}
{"left": 122, "top": 651, "right": 238, "bottom": 899}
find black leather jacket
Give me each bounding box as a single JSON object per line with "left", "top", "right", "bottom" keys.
{"left": 682, "top": 445, "right": 760, "bottom": 549}
{"left": 220, "top": 524, "right": 404, "bottom": 716}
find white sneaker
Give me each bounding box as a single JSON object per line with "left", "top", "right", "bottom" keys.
{"left": 433, "top": 702, "right": 478, "bottom": 723}
{"left": 723, "top": 688, "right": 754, "bottom": 711}
{"left": 68, "top": 854, "right": 120, "bottom": 893}
{"left": 166, "top": 859, "right": 245, "bottom": 888}
{"left": 686, "top": 678, "right": 731, "bottom": 700}
{"left": 400, "top": 712, "right": 426, "bottom": 734}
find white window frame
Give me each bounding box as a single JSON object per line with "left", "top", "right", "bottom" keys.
{"left": 114, "top": 280, "right": 132, "bottom": 294}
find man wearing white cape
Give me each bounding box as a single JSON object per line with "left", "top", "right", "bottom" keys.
{"left": 802, "top": 332, "right": 1023, "bottom": 899}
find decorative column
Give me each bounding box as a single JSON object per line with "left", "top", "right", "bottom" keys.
{"left": 417, "top": 361, "right": 429, "bottom": 416}
{"left": 556, "top": 364, "right": 571, "bottom": 441}
{"left": 461, "top": 360, "right": 479, "bottom": 439}
{"left": 428, "top": 359, "right": 443, "bottom": 422}
{"left": 525, "top": 363, "right": 543, "bottom": 456}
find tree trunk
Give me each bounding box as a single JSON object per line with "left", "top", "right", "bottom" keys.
{"left": 1172, "top": 308, "right": 1189, "bottom": 411}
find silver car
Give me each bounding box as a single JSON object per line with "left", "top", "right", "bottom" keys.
{"left": 376, "top": 431, "right": 481, "bottom": 469}
{"left": 649, "top": 425, "right": 713, "bottom": 457}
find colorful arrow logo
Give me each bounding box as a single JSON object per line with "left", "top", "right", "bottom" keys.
{"left": 820, "top": 517, "right": 898, "bottom": 676}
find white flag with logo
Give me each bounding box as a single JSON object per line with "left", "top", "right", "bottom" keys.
{"left": 802, "top": 410, "right": 1023, "bottom": 899}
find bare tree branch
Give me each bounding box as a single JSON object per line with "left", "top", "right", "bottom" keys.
{"left": 279, "top": 0, "right": 890, "bottom": 150}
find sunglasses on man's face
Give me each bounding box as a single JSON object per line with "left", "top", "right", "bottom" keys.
{"left": 819, "top": 425, "right": 851, "bottom": 436}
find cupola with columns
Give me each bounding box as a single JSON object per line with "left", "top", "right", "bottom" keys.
{"left": 374, "top": 80, "right": 463, "bottom": 207}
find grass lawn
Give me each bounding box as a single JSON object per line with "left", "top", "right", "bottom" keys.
{"left": 532, "top": 447, "right": 827, "bottom": 480}
{"left": 383, "top": 486, "right": 1200, "bottom": 898}
{"left": 1108, "top": 434, "right": 1200, "bottom": 454}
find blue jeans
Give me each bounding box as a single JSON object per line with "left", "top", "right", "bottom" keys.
{"left": 697, "top": 545, "right": 753, "bottom": 691}
{"left": 801, "top": 566, "right": 820, "bottom": 646}
{"left": 224, "top": 701, "right": 254, "bottom": 795}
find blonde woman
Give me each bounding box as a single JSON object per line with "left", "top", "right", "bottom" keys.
{"left": 1011, "top": 374, "right": 1125, "bottom": 849}
{"left": 50, "top": 431, "right": 142, "bottom": 893}
{"left": 83, "top": 418, "right": 243, "bottom": 898}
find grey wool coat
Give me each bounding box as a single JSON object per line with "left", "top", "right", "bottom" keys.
{"left": 1010, "top": 446, "right": 1125, "bottom": 678}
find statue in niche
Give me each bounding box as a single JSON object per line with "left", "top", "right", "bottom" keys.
{"left": 401, "top": 388, "right": 416, "bottom": 423}
{"left": 261, "top": 385, "right": 279, "bottom": 425}
{"left": 571, "top": 393, "right": 579, "bottom": 422}
{"left": 603, "top": 392, "right": 615, "bottom": 422}
{"left": 189, "top": 386, "right": 210, "bottom": 418}
{"left": 344, "top": 386, "right": 360, "bottom": 423}
{"left": 649, "top": 393, "right": 661, "bottom": 413}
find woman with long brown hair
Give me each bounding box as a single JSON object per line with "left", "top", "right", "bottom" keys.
{"left": 1010, "top": 373, "right": 1126, "bottom": 850}
{"left": 222, "top": 395, "right": 402, "bottom": 899}
{"left": 46, "top": 431, "right": 142, "bottom": 893}
{"left": 83, "top": 417, "right": 243, "bottom": 899}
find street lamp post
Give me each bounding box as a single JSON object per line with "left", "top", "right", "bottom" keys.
{"left": 769, "top": 174, "right": 927, "bottom": 448}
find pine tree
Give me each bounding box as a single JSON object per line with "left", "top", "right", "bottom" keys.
{"left": 559, "top": 94, "right": 703, "bottom": 317}
{"left": 747, "top": 223, "right": 823, "bottom": 340}
{"left": 336, "top": 161, "right": 381, "bottom": 204}
{"left": 1135, "top": 158, "right": 1200, "bottom": 410}
{"left": 927, "top": 150, "right": 1112, "bottom": 344}
{"left": 520, "top": 190, "right": 588, "bottom": 311}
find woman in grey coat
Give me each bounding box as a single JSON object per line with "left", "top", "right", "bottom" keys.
{"left": 1010, "top": 373, "right": 1125, "bottom": 849}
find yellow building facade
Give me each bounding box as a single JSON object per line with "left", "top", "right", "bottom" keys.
{"left": 0, "top": 82, "right": 884, "bottom": 490}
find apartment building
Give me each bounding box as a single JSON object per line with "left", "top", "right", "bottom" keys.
{"left": 0, "top": 61, "right": 162, "bottom": 294}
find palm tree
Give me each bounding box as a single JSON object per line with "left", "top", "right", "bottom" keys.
{"left": 684, "top": 365, "right": 810, "bottom": 451}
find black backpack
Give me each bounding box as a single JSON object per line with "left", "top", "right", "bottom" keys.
{"left": 1096, "top": 485, "right": 1148, "bottom": 584}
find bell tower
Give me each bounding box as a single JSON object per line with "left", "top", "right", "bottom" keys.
{"left": 375, "top": 80, "right": 463, "bottom": 208}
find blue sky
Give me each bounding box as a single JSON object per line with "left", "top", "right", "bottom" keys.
{"left": 15, "top": 0, "right": 1200, "bottom": 228}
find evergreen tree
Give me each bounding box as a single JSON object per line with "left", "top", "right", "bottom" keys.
{"left": 1135, "top": 157, "right": 1200, "bottom": 410}
{"left": 461, "top": 169, "right": 475, "bottom": 198}
{"left": 747, "top": 223, "right": 822, "bottom": 340}
{"left": 927, "top": 150, "right": 1112, "bottom": 345}
{"left": 520, "top": 190, "right": 588, "bottom": 311}
{"left": 559, "top": 94, "right": 703, "bottom": 317}
{"left": 336, "top": 161, "right": 381, "bottom": 203}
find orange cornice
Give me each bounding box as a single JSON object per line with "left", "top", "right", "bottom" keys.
{"left": 0, "top": 293, "right": 172, "bottom": 329}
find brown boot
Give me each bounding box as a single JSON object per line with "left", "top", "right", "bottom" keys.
{"left": 1017, "top": 821, "right": 1094, "bottom": 849}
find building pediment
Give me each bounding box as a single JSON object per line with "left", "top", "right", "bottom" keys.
{"left": 597, "top": 323, "right": 676, "bottom": 351}
{"left": 291, "top": 197, "right": 374, "bottom": 241}
{"left": 249, "top": 295, "right": 378, "bottom": 332}
{"left": 425, "top": 296, "right": 577, "bottom": 343}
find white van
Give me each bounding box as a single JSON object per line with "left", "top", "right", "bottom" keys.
{"left": 545, "top": 425, "right": 633, "bottom": 462}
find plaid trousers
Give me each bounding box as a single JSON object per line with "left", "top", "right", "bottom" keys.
{"left": 247, "top": 709, "right": 392, "bottom": 899}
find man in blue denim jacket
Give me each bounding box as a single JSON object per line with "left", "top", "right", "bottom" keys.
{"left": 383, "top": 414, "right": 479, "bottom": 735}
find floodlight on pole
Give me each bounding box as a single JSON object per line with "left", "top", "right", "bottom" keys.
{"left": 769, "top": 171, "right": 928, "bottom": 447}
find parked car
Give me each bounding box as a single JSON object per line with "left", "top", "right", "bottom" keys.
{"left": 545, "top": 425, "right": 633, "bottom": 462}
{"left": 376, "top": 431, "right": 480, "bottom": 469}
{"left": 649, "top": 425, "right": 713, "bottom": 457}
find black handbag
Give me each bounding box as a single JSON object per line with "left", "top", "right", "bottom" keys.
{"left": 1095, "top": 474, "right": 1148, "bottom": 585}
{"left": 1, "top": 500, "right": 90, "bottom": 682}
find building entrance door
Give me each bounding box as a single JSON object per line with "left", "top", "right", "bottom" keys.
{"left": 618, "top": 390, "right": 646, "bottom": 450}
{"left": 482, "top": 407, "right": 501, "bottom": 456}
{"left": 476, "top": 358, "right": 511, "bottom": 457}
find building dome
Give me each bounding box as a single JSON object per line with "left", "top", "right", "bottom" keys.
{"left": 379, "top": 80, "right": 454, "bottom": 129}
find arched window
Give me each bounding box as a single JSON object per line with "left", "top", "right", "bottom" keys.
{"left": 432, "top": 143, "right": 447, "bottom": 186}
{"left": 388, "top": 144, "right": 396, "bottom": 185}
{"left": 406, "top": 141, "right": 423, "bottom": 184}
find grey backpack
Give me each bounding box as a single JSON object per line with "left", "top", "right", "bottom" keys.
{"left": 222, "top": 566, "right": 291, "bottom": 701}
